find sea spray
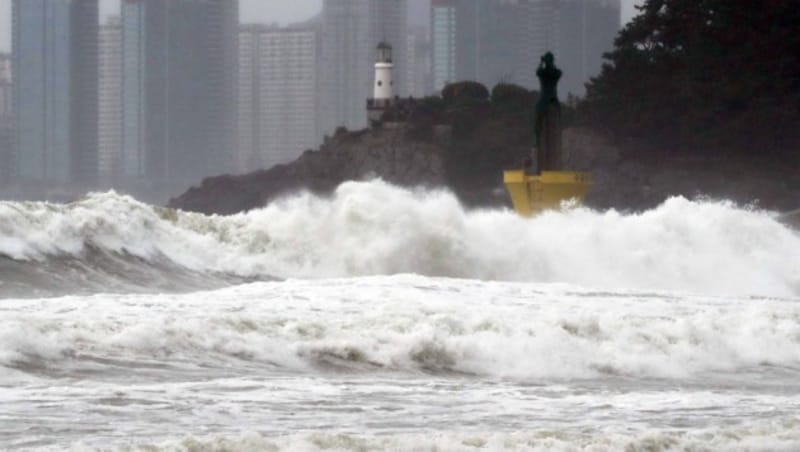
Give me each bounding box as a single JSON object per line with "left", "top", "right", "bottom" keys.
{"left": 1, "top": 180, "right": 798, "bottom": 297}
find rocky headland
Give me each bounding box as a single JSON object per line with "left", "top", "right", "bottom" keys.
{"left": 169, "top": 122, "right": 799, "bottom": 217}
{"left": 173, "top": 1, "right": 800, "bottom": 219}
{"left": 169, "top": 124, "right": 447, "bottom": 216}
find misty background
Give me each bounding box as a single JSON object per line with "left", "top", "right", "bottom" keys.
{"left": 0, "top": 0, "right": 638, "bottom": 204}
{"left": 0, "top": 0, "right": 639, "bottom": 51}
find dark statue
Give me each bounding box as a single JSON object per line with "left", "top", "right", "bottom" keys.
{"left": 534, "top": 52, "right": 563, "bottom": 172}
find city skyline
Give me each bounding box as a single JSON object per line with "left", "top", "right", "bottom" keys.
{"left": 319, "top": 0, "right": 410, "bottom": 133}
{"left": 238, "top": 24, "right": 321, "bottom": 173}
{"left": 0, "top": 0, "right": 641, "bottom": 52}
{"left": 2, "top": 0, "right": 627, "bottom": 201}
{"left": 119, "top": 0, "right": 239, "bottom": 198}
{"left": 12, "top": 0, "right": 98, "bottom": 189}
{"left": 430, "top": 0, "right": 620, "bottom": 95}
{"left": 0, "top": 0, "right": 323, "bottom": 51}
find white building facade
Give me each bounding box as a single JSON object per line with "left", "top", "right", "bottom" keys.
{"left": 238, "top": 25, "right": 320, "bottom": 172}
{"left": 431, "top": 0, "right": 456, "bottom": 92}
{"left": 98, "top": 16, "right": 122, "bottom": 187}
{"left": 0, "top": 53, "right": 13, "bottom": 185}
{"left": 406, "top": 26, "right": 432, "bottom": 97}
{"left": 0, "top": 54, "right": 12, "bottom": 117}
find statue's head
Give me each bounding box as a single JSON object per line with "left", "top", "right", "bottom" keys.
{"left": 542, "top": 52, "right": 555, "bottom": 66}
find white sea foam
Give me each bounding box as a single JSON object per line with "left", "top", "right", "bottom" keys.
{"left": 2, "top": 277, "right": 799, "bottom": 449}
{"left": 2, "top": 277, "right": 799, "bottom": 380}
{"left": 1, "top": 181, "right": 799, "bottom": 297}
{"left": 69, "top": 418, "right": 800, "bottom": 452}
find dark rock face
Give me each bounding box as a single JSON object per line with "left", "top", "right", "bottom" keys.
{"left": 169, "top": 124, "right": 800, "bottom": 216}
{"left": 169, "top": 126, "right": 446, "bottom": 215}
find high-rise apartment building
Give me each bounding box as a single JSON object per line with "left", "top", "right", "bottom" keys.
{"left": 98, "top": 16, "right": 122, "bottom": 187}
{"left": 319, "top": 0, "right": 409, "bottom": 134}
{"left": 406, "top": 26, "right": 432, "bottom": 97}
{"left": 121, "top": 0, "right": 238, "bottom": 197}
{"left": 432, "top": 0, "right": 535, "bottom": 90}
{"left": 0, "top": 53, "right": 13, "bottom": 186}
{"left": 0, "top": 54, "right": 11, "bottom": 118}
{"left": 432, "top": 0, "right": 620, "bottom": 95}
{"left": 431, "top": 0, "right": 456, "bottom": 92}
{"left": 513, "top": 0, "right": 559, "bottom": 89}
{"left": 12, "top": 0, "right": 98, "bottom": 189}
{"left": 555, "top": 0, "right": 620, "bottom": 96}
{"left": 238, "top": 24, "right": 320, "bottom": 173}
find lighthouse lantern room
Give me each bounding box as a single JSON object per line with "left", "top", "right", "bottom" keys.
{"left": 367, "top": 41, "right": 395, "bottom": 125}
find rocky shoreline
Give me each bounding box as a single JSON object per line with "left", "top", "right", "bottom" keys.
{"left": 169, "top": 125, "right": 800, "bottom": 217}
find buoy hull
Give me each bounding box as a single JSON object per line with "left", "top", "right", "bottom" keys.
{"left": 504, "top": 170, "right": 592, "bottom": 216}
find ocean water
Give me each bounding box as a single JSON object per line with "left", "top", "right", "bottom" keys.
{"left": 1, "top": 181, "right": 799, "bottom": 451}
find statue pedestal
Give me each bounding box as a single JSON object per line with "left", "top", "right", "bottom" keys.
{"left": 537, "top": 102, "right": 562, "bottom": 172}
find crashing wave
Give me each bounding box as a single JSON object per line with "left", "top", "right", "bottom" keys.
{"left": 1, "top": 181, "right": 798, "bottom": 297}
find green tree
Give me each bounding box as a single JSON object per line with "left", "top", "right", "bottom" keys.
{"left": 442, "top": 81, "right": 490, "bottom": 106}
{"left": 491, "top": 83, "right": 536, "bottom": 120}
{"left": 581, "top": 0, "right": 800, "bottom": 155}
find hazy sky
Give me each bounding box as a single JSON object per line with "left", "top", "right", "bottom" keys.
{"left": 0, "top": 0, "right": 323, "bottom": 51}
{"left": 622, "top": 0, "right": 639, "bottom": 22}
{"left": 0, "top": 0, "right": 640, "bottom": 52}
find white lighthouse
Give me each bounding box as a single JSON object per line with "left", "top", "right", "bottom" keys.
{"left": 367, "top": 41, "right": 395, "bottom": 125}
{"left": 373, "top": 41, "right": 394, "bottom": 99}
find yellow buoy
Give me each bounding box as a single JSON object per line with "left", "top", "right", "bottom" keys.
{"left": 504, "top": 170, "right": 591, "bottom": 216}
{"left": 504, "top": 52, "right": 591, "bottom": 216}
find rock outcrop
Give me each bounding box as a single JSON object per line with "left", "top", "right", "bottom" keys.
{"left": 170, "top": 125, "right": 446, "bottom": 215}
{"left": 170, "top": 124, "right": 800, "bottom": 216}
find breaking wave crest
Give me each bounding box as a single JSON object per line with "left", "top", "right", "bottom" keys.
{"left": 2, "top": 277, "right": 800, "bottom": 380}
{"left": 1, "top": 180, "right": 798, "bottom": 297}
